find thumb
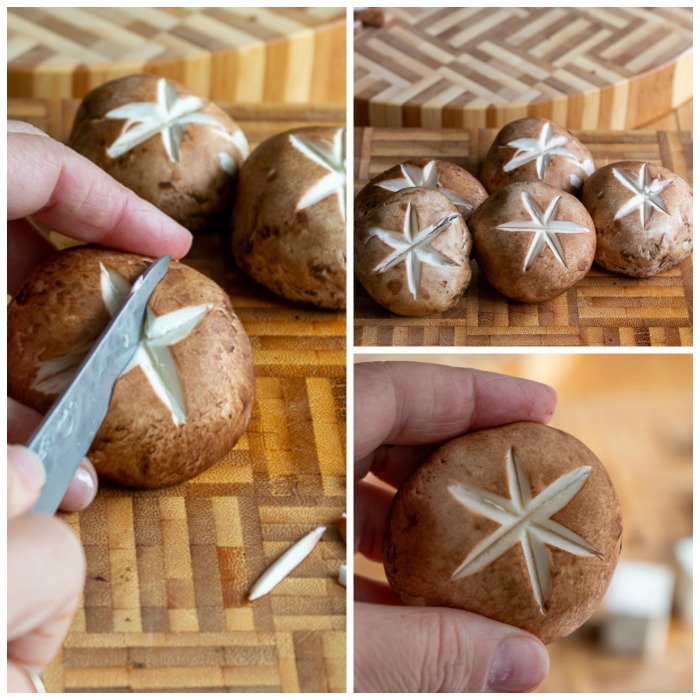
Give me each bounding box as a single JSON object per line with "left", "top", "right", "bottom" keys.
{"left": 7, "top": 445, "right": 46, "bottom": 519}
{"left": 354, "top": 601, "right": 549, "bottom": 693}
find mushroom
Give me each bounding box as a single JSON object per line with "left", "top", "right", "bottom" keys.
{"left": 231, "top": 126, "right": 346, "bottom": 310}
{"left": 581, "top": 161, "right": 693, "bottom": 277}
{"left": 354, "top": 188, "right": 472, "bottom": 316}
{"left": 7, "top": 246, "right": 255, "bottom": 489}
{"left": 383, "top": 422, "right": 622, "bottom": 644}
{"left": 470, "top": 181, "right": 596, "bottom": 303}
{"left": 480, "top": 117, "right": 595, "bottom": 195}
{"left": 69, "top": 74, "right": 249, "bottom": 234}
{"left": 354, "top": 158, "right": 487, "bottom": 226}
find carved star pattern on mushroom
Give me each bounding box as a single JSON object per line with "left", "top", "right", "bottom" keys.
{"left": 504, "top": 122, "right": 581, "bottom": 179}
{"left": 377, "top": 160, "right": 473, "bottom": 211}
{"left": 289, "top": 129, "right": 347, "bottom": 220}
{"left": 448, "top": 448, "right": 602, "bottom": 613}
{"left": 34, "top": 264, "right": 211, "bottom": 427}
{"left": 495, "top": 191, "right": 589, "bottom": 272}
{"left": 369, "top": 202, "right": 461, "bottom": 300}
{"left": 612, "top": 163, "right": 673, "bottom": 228}
{"left": 106, "top": 77, "right": 237, "bottom": 163}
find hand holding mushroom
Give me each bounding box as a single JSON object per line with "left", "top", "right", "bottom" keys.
{"left": 354, "top": 362, "right": 556, "bottom": 693}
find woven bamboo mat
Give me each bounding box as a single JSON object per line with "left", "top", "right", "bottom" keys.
{"left": 8, "top": 7, "right": 346, "bottom": 105}
{"left": 9, "top": 99, "right": 346, "bottom": 692}
{"left": 354, "top": 127, "right": 693, "bottom": 347}
{"left": 354, "top": 7, "right": 692, "bottom": 129}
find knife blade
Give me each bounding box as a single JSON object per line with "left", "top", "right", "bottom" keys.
{"left": 27, "top": 255, "right": 171, "bottom": 515}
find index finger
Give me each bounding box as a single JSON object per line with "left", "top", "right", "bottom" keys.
{"left": 354, "top": 361, "right": 557, "bottom": 481}
{"left": 7, "top": 123, "right": 193, "bottom": 259}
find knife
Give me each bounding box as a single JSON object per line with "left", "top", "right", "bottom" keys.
{"left": 27, "top": 255, "right": 171, "bottom": 515}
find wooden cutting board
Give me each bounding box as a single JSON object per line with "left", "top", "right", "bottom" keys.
{"left": 354, "top": 127, "right": 693, "bottom": 347}
{"left": 8, "top": 7, "right": 346, "bottom": 105}
{"left": 355, "top": 7, "right": 692, "bottom": 129}
{"left": 9, "top": 99, "right": 346, "bottom": 693}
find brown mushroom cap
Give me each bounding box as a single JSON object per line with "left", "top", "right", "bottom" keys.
{"left": 69, "top": 74, "right": 248, "bottom": 234}
{"left": 354, "top": 158, "right": 488, "bottom": 226}
{"left": 470, "top": 181, "right": 596, "bottom": 303}
{"left": 354, "top": 188, "right": 472, "bottom": 316}
{"left": 480, "top": 117, "right": 595, "bottom": 195}
{"left": 581, "top": 161, "right": 693, "bottom": 277}
{"left": 7, "top": 246, "right": 255, "bottom": 489}
{"left": 231, "top": 126, "right": 346, "bottom": 310}
{"left": 383, "top": 422, "right": 623, "bottom": 644}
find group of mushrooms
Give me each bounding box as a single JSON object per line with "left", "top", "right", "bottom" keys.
{"left": 8, "top": 74, "right": 347, "bottom": 491}
{"left": 354, "top": 116, "right": 693, "bottom": 315}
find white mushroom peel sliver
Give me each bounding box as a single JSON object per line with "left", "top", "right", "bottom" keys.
{"left": 448, "top": 447, "right": 602, "bottom": 613}
{"left": 248, "top": 525, "right": 327, "bottom": 601}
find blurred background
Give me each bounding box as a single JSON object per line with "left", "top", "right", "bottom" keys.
{"left": 354, "top": 354, "right": 692, "bottom": 692}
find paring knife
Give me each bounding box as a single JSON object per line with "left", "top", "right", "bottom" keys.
{"left": 27, "top": 255, "right": 171, "bottom": 515}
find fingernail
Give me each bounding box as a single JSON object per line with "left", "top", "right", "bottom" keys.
{"left": 488, "top": 636, "right": 549, "bottom": 692}
{"left": 9, "top": 446, "right": 46, "bottom": 490}
{"left": 70, "top": 463, "right": 97, "bottom": 510}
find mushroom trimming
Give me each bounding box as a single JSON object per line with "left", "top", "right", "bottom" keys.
{"left": 248, "top": 526, "right": 327, "bottom": 601}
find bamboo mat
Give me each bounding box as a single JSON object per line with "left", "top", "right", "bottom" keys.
{"left": 354, "top": 7, "right": 693, "bottom": 129}
{"left": 8, "top": 7, "right": 346, "bottom": 105}
{"left": 9, "top": 100, "right": 346, "bottom": 693}
{"left": 354, "top": 127, "right": 693, "bottom": 347}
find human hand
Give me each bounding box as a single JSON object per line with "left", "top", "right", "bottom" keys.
{"left": 7, "top": 120, "right": 193, "bottom": 295}
{"left": 7, "top": 446, "right": 86, "bottom": 692}
{"left": 7, "top": 120, "right": 194, "bottom": 506}
{"left": 354, "top": 361, "right": 557, "bottom": 692}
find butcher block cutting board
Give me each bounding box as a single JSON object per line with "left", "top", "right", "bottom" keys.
{"left": 355, "top": 7, "right": 692, "bottom": 130}
{"left": 8, "top": 99, "right": 346, "bottom": 693}
{"left": 354, "top": 127, "right": 692, "bottom": 347}
{"left": 8, "top": 7, "right": 346, "bottom": 105}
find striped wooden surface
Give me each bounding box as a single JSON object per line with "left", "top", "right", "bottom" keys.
{"left": 354, "top": 127, "right": 693, "bottom": 347}
{"left": 8, "top": 7, "right": 346, "bottom": 105}
{"left": 11, "top": 101, "right": 347, "bottom": 692}
{"left": 354, "top": 8, "right": 692, "bottom": 130}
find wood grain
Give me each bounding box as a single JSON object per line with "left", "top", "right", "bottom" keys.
{"left": 354, "top": 127, "right": 693, "bottom": 347}
{"left": 354, "top": 8, "right": 692, "bottom": 129}
{"left": 9, "top": 100, "right": 347, "bottom": 693}
{"left": 8, "top": 8, "right": 346, "bottom": 105}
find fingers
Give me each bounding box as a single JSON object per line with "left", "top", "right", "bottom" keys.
{"left": 354, "top": 601, "right": 549, "bottom": 692}
{"left": 355, "top": 480, "right": 394, "bottom": 560}
{"left": 59, "top": 459, "right": 98, "bottom": 512}
{"left": 355, "top": 362, "right": 557, "bottom": 481}
{"left": 7, "top": 514, "right": 86, "bottom": 671}
{"left": 7, "top": 126, "right": 193, "bottom": 260}
{"left": 7, "top": 399, "right": 99, "bottom": 512}
{"left": 354, "top": 575, "right": 402, "bottom": 605}
{"left": 7, "top": 446, "right": 46, "bottom": 518}
{"left": 7, "top": 661, "right": 43, "bottom": 692}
